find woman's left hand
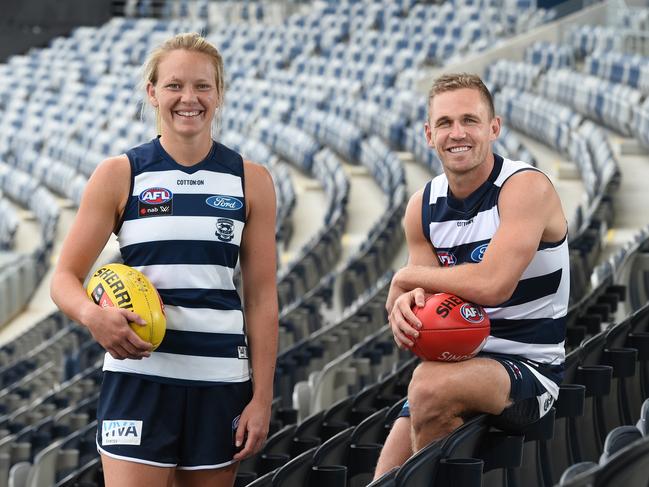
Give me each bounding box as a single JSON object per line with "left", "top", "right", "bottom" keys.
{"left": 232, "top": 397, "right": 272, "bottom": 461}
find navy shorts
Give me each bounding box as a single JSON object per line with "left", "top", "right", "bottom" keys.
{"left": 96, "top": 372, "right": 253, "bottom": 469}
{"left": 398, "top": 353, "right": 563, "bottom": 429}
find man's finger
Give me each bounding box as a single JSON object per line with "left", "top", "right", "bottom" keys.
{"left": 391, "top": 319, "right": 414, "bottom": 348}
{"left": 400, "top": 304, "right": 422, "bottom": 330}
{"left": 413, "top": 288, "right": 426, "bottom": 307}
{"left": 394, "top": 307, "right": 420, "bottom": 337}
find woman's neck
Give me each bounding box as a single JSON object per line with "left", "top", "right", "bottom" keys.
{"left": 158, "top": 132, "right": 213, "bottom": 166}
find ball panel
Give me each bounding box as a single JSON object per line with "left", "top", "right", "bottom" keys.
{"left": 86, "top": 263, "right": 166, "bottom": 350}
{"left": 409, "top": 292, "right": 490, "bottom": 362}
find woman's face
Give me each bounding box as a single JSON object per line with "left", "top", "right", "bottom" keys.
{"left": 147, "top": 49, "right": 219, "bottom": 139}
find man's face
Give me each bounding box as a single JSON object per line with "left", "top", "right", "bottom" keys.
{"left": 424, "top": 88, "right": 500, "bottom": 177}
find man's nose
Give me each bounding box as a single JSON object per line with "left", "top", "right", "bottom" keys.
{"left": 449, "top": 121, "right": 466, "bottom": 138}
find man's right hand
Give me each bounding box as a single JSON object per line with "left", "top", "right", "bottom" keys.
{"left": 82, "top": 305, "right": 152, "bottom": 360}
{"left": 389, "top": 288, "right": 426, "bottom": 349}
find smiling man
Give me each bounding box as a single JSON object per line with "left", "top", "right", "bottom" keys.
{"left": 374, "top": 73, "right": 570, "bottom": 478}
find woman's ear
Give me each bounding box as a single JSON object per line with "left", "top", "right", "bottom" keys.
{"left": 146, "top": 82, "right": 158, "bottom": 107}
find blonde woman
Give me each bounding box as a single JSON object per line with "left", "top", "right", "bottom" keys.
{"left": 52, "top": 33, "right": 278, "bottom": 487}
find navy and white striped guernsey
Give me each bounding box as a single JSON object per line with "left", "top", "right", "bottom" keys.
{"left": 423, "top": 154, "right": 569, "bottom": 399}
{"left": 104, "top": 137, "right": 250, "bottom": 385}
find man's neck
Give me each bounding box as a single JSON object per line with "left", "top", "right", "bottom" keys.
{"left": 446, "top": 153, "right": 495, "bottom": 200}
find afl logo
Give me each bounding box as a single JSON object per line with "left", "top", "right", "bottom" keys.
{"left": 206, "top": 195, "right": 243, "bottom": 211}
{"left": 460, "top": 303, "right": 485, "bottom": 323}
{"left": 470, "top": 243, "right": 488, "bottom": 262}
{"left": 437, "top": 251, "right": 457, "bottom": 267}
{"left": 139, "top": 187, "right": 172, "bottom": 204}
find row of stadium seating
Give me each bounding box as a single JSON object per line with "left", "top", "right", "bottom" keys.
{"left": 0, "top": 196, "right": 18, "bottom": 251}
{"left": 235, "top": 230, "right": 649, "bottom": 485}
{"left": 219, "top": 132, "right": 297, "bottom": 247}
{"left": 0, "top": 212, "right": 625, "bottom": 486}
{"left": 0, "top": 156, "right": 58, "bottom": 326}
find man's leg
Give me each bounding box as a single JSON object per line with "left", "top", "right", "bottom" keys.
{"left": 408, "top": 357, "right": 512, "bottom": 451}
{"left": 373, "top": 417, "right": 413, "bottom": 480}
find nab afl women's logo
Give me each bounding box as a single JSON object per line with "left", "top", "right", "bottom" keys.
{"left": 460, "top": 303, "right": 485, "bottom": 323}
{"left": 139, "top": 187, "right": 172, "bottom": 204}
{"left": 138, "top": 187, "right": 173, "bottom": 217}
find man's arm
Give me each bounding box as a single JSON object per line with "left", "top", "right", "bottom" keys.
{"left": 386, "top": 188, "right": 440, "bottom": 347}
{"left": 390, "top": 171, "right": 566, "bottom": 346}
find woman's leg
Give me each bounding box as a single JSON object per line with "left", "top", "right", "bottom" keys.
{"left": 174, "top": 463, "right": 238, "bottom": 487}
{"left": 102, "top": 454, "right": 174, "bottom": 487}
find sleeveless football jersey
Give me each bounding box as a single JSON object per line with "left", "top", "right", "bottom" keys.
{"left": 422, "top": 154, "right": 569, "bottom": 397}
{"left": 104, "top": 137, "right": 249, "bottom": 385}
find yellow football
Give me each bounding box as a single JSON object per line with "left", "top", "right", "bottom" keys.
{"left": 86, "top": 263, "right": 166, "bottom": 350}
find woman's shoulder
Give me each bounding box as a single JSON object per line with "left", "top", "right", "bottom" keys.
{"left": 243, "top": 160, "right": 273, "bottom": 184}
{"left": 95, "top": 154, "right": 130, "bottom": 176}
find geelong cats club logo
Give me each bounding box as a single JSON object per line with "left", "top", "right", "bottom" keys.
{"left": 216, "top": 218, "right": 235, "bottom": 242}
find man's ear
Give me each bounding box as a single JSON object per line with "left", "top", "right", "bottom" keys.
{"left": 490, "top": 115, "right": 501, "bottom": 141}
{"left": 424, "top": 121, "right": 435, "bottom": 149}
{"left": 146, "top": 82, "right": 158, "bottom": 107}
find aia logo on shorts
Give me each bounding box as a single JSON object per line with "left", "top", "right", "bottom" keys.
{"left": 437, "top": 251, "right": 456, "bottom": 266}
{"left": 102, "top": 420, "right": 143, "bottom": 446}
{"left": 460, "top": 303, "right": 485, "bottom": 323}
{"left": 139, "top": 187, "right": 173, "bottom": 204}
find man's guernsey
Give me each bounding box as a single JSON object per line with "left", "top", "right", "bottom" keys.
{"left": 105, "top": 137, "right": 249, "bottom": 385}
{"left": 422, "top": 154, "right": 569, "bottom": 399}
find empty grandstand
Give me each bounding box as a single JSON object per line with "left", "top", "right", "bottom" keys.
{"left": 1, "top": 0, "right": 649, "bottom": 486}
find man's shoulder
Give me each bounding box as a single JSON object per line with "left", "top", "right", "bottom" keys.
{"left": 495, "top": 156, "right": 545, "bottom": 188}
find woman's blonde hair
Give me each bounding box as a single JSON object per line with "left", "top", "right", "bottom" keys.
{"left": 142, "top": 32, "right": 225, "bottom": 134}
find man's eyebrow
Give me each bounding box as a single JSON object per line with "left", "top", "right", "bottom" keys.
{"left": 434, "top": 113, "right": 481, "bottom": 124}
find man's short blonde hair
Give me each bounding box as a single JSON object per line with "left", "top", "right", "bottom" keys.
{"left": 428, "top": 73, "right": 495, "bottom": 120}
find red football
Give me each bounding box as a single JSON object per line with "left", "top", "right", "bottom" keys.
{"left": 408, "top": 293, "right": 490, "bottom": 362}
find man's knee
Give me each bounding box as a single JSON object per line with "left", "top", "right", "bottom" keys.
{"left": 408, "top": 363, "right": 458, "bottom": 425}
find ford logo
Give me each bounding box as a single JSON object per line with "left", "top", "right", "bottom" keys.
{"left": 470, "top": 243, "right": 488, "bottom": 262}
{"left": 206, "top": 195, "right": 244, "bottom": 211}
{"left": 460, "top": 303, "right": 485, "bottom": 323}
{"left": 139, "top": 187, "right": 172, "bottom": 204}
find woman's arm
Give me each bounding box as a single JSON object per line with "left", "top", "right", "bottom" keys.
{"left": 50, "top": 155, "right": 152, "bottom": 359}
{"left": 233, "top": 160, "right": 279, "bottom": 460}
